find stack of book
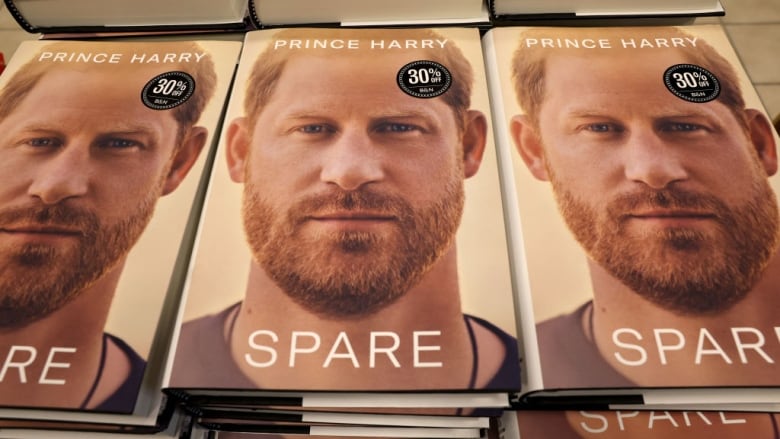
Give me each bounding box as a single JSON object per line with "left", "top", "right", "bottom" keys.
{"left": 0, "top": 37, "right": 241, "bottom": 438}
{"left": 482, "top": 22, "right": 780, "bottom": 438}
{"left": 163, "top": 25, "right": 521, "bottom": 438}
{"left": 4, "top": 0, "right": 724, "bottom": 32}
{"left": 2, "top": 1, "right": 780, "bottom": 436}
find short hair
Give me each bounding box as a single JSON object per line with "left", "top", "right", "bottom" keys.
{"left": 0, "top": 40, "right": 218, "bottom": 143}
{"left": 243, "top": 28, "right": 475, "bottom": 133}
{"left": 511, "top": 26, "right": 748, "bottom": 131}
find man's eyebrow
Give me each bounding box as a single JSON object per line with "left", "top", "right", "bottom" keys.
{"left": 369, "top": 109, "right": 442, "bottom": 120}
{"left": 563, "top": 107, "right": 719, "bottom": 120}
{"left": 99, "top": 120, "right": 165, "bottom": 134}
{"left": 13, "top": 120, "right": 67, "bottom": 131}
{"left": 279, "top": 106, "right": 444, "bottom": 120}
{"left": 563, "top": 109, "right": 619, "bottom": 119}
{"left": 13, "top": 124, "right": 165, "bottom": 150}
{"left": 20, "top": 121, "right": 162, "bottom": 133}
{"left": 96, "top": 128, "right": 160, "bottom": 137}
{"left": 653, "top": 110, "right": 720, "bottom": 119}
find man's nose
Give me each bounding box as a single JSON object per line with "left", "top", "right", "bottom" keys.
{"left": 623, "top": 129, "right": 689, "bottom": 190}
{"left": 320, "top": 128, "right": 385, "bottom": 191}
{"left": 27, "top": 143, "right": 91, "bottom": 204}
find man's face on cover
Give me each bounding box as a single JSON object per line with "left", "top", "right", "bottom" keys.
{"left": 230, "top": 51, "right": 469, "bottom": 319}
{"left": 515, "top": 49, "right": 780, "bottom": 315}
{"left": 0, "top": 67, "right": 184, "bottom": 328}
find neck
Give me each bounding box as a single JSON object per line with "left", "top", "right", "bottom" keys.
{"left": 0, "top": 262, "right": 124, "bottom": 409}
{"left": 230, "top": 246, "right": 480, "bottom": 390}
{"left": 588, "top": 250, "right": 780, "bottom": 386}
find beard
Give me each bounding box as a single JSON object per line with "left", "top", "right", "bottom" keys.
{"left": 550, "top": 167, "right": 780, "bottom": 316}
{"left": 241, "top": 176, "right": 465, "bottom": 320}
{"left": 0, "top": 193, "right": 159, "bottom": 329}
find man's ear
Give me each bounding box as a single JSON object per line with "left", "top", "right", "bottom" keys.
{"left": 226, "top": 117, "right": 250, "bottom": 183}
{"left": 746, "top": 108, "right": 778, "bottom": 176}
{"left": 510, "top": 114, "right": 549, "bottom": 181}
{"left": 161, "top": 126, "right": 208, "bottom": 196}
{"left": 462, "top": 110, "right": 487, "bottom": 179}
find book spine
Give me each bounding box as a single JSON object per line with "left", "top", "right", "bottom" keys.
{"left": 481, "top": 28, "right": 541, "bottom": 397}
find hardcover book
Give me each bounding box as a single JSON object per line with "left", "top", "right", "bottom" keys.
{"left": 488, "top": 0, "right": 724, "bottom": 21}
{"left": 165, "top": 26, "right": 521, "bottom": 413}
{"left": 191, "top": 415, "right": 486, "bottom": 439}
{"left": 498, "top": 409, "right": 780, "bottom": 439}
{"left": 0, "top": 406, "right": 187, "bottom": 437}
{"left": 183, "top": 406, "right": 490, "bottom": 429}
{"left": 0, "top": 38, "right": 242, "bottom": 429}
{"left": 3, "top": 0, "right": 251, "bottom": 33}
{"left": 483, "top": 24, "right": 780, "bottom": 409}
{"left": 248, "top": 0, "right": 488, "bottom": 27}
{"left": 189, "top": 423, "right": 485, "bottom": 439}
{"left": 4, "top": 0, "right": 489, "bottom": 33}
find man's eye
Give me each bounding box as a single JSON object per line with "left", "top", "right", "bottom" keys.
{"left": 376, "top": 123, "right": 419, "bottom": 133}
{"left": 298, "top": 124, "right": 335, "bottom": 134}
{"left": 100, "top": 138, "right": 141, "bottom": 148}
{"left": 27, "top": 138, "right": 62, "bottom": 147}
{"left": 585, "top": 123, "right": 623, "bottom": 133}
{"left": 664, "top": 122, "right": 703, "bottom": 132}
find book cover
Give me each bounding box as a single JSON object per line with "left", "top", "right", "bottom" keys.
{"left": 167, "top": 26, "right": 520, "bottom": 411}
{"left": 0, "top": 38, "right": 242, "bottom": 426}
{"left": 497, "top": 409, "right": 780, "bottom": 439}
{"left": 483, "top": 24, "right": 780, "bottom": 408}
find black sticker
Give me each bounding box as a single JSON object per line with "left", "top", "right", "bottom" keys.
{"left": 663, "top": 64, "right": 720, "bottom": 103}
{"left": 141, "top": 71, "right": 195, "bottom": 110}
{"left": 397, "top": 60, "right": 452, "bottom": 99}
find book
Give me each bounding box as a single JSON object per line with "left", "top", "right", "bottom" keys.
{"left": 0, "top": 38, "right": 241, "bottom": 429}
{"left": 488, "top": 0, "right": 724, "bottom": 21}
{"left": 483, "top": 23, "right": 780, "bottom": 409}
{"left": 0, "top": 405, "right": 186, "bottom": 437}
{"left": 183, "top": 406, "right": 490, "bottom": 429}
{"left": 4, "top": 0, "right": 490, "bottom": 35}
{"left": 189, "top": 411, "right": 487, "bottom": 439}
{"left": 249, "top": 0, "right": 489, "bottom": 27}
{"left": 189, "top": 422, "right": 486, "bottom": 439}
{"left": 497, "top": 409, "right": 780, "bottom": 439}
{"left": 4, "top": 0, "right": 490, "bottom": 33}
{"left": 165, "top": 26, "right": 521, "bottom": 413}
{"left": 3, "top": 0, "right": 252, "bottom": 33}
